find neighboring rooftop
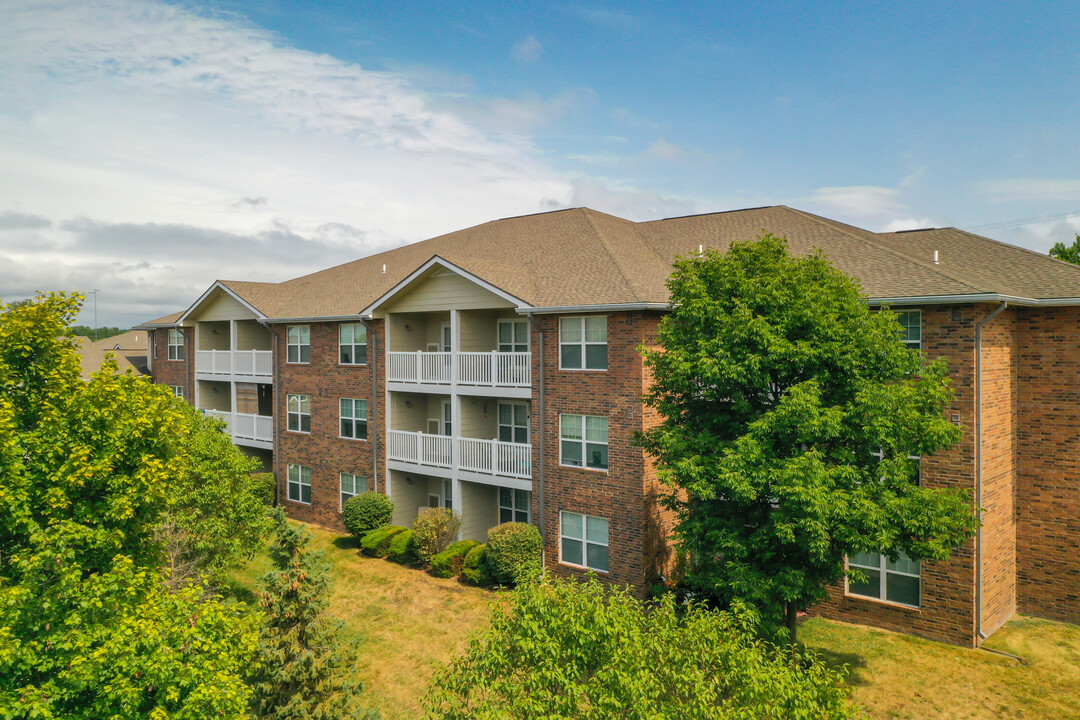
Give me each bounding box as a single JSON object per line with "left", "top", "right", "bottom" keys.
{"left": 74, "top": 330, "right": 149, "bottom": 379}
{"left": 151, "top": 205, "right": 1080, "bottom": 323}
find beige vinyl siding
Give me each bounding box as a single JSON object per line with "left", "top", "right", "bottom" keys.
{"left": 197, "top": 321, "right": 230, "bottom": 351}
{"left": 191, "top": 290, "right": 258, "bottom": 322}
{"left": 235, "top": 320, "right": 271, "bottom": 350}
{"left": 197, "top": 380, "right": 230, "bottom": 411}
{"left": 389, "top": 470, "right": 428, "bottom": 526}
{"left": 386, "top": 271, "right": 515, "bottom": 313}
{"left": 459, "top": 309, "right": 500, "bottom": 351}
{"left": 386, "top": 312, "right": 449, "bottom": 352}
{"left": 458, "top": 398, "right": 498, "bottom": 439}
{"left": 390, "top": 393, "right": 434, "bottom": 433}
{"left": 460, "top": 481, "right": 497, "bottom": 542}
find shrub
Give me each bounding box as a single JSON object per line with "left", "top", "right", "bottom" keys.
{"left": 412, "top": 507, "right": 461, "bottom": 564}
{"left": 485, "top": 522, "right": 542, "bottom": 586}
{"left": 431, "top": 540, "right": 479, "bottom": 579}
{"left": 461, "top": 543, "right": 493, "bottom": 587}
{"left": 360, "top": 525, "right": 407, "bottom": 557}
{"left": 342, "top": 492, "right": 394, "bottom": 537}
{"left": 388, "top": 529, "right": 417, "bottom": 564}
{"left": 250, "top": 472, "right": 277, "bottom": 506}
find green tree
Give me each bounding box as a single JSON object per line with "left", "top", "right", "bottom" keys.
{"left": 426, "top": 575, "right": 859, "bottom": 719}
{"left": 69, "top": 324, "right": 128, "bottom": 340}
{"left": 0, "top": 292, "right": 259, "bottom": 718}
{"left": 250, "top": 509, "right": 376, "bottom": 720}
{"left": 1049, "top": 234, "right": 1080, "bottom": 265}
{"left": 637, "top": 236, "right": 978, "bottom": 640}
{"left": 160, "top": 406, "right": 273, "bottom": 587}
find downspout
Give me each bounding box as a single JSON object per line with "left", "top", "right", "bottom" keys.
{"left": 260, "top": 320, "right": 281, "bottom": 505}
{"left": 525, "top": 312, "right": 546, "bottom": 557}
{"left": 974, "top": 301, "right": 1007, "bottom": 640}
{"left": 360, "top": 318, "right": 380, "bottom": 493}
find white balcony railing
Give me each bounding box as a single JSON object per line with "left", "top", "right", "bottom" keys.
{"left": 387, "top": 429, "right": 531, "bottom": 479}
{"left": 387, "top": 351, "right": 530, "bottom": 388}
{"left": 203, "top": 409, "right": 274, "bottom": 444}
{"left": 196, "top": 349, "right": 272, "bottom": 378}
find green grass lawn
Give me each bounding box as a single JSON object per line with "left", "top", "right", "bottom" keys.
{"left": 230, "top": 521, "right": 1080, "bottom": 720}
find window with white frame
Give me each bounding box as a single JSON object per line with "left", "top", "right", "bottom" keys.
{"left": 559, "top": 316, "right": 607, "bottom": 370}
{"left": 287, "top": 325, "right": 310, "bottom": 363}
{"left": 847, "top": 551, "right": 920, "bottom": 607}
{"left": 168, "top": 328, "right": 184, "bottom": 360}
{"left": 339, "top": 398, "right": 367, "bottom": 440}
{"left": 288, "top": 463, "right": 312, "bottom": 504}
{"left": 560, "top": 414, "right": 608, "bottom": 470}
{"left": 340, "top": 472, "right": 368, "bottom": 510}
{"left": 499, "top": 488, "right": 530, "bottom": 524}
{"left": 339, "top": 323, "right": 367, "bottom": 365}
{"left": 896, "top": 310, "right": 921, "bottom": 351}
{"left": 497, "top": 319, "right": 529, "bottom": 352}
{"left": 560, "top": 511, "right": 609, "bottom": 572}
{"left": 287, "top": 393, "right": 311, "bottom": 433}
{"left": 171, "top": 385, "right": 184, "bottom": 399}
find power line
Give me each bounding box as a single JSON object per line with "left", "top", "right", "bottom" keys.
{"left": 965, "top": 209, "right": 1080, "bottom": 232}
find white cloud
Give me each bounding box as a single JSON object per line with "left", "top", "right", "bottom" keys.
{"left": 976, "top": 178, "right": 1080, "bottom": 203}
{"left": 0, "top": 0, "right": 575, "bottom": 327}
{"left": 881, "top": 217, "right": 937, "bottom": 233}
{"left": 542, "top": 178, "right": 698, "bottom": 221}
{"left": 512, "top": 35, "right": 543, "bottom": 63}
{"left": 807, "top": 185, "right": 904, "bottom": 217}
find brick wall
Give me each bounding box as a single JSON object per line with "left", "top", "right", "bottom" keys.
{"left": 148, "top": 327, "right": 193, "bottom": 400}
{"left": 1016, "top": 306, "right": 1080, "bottom": 623}
{"left": 274, "top": 320, "right": 381, "bottom": 532}
{"left": 639, "top": 312, "right": 677, "bottom": 586}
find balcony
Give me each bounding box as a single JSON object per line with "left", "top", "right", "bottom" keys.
{"left": 387, "top": 429, "right": 531, "bottom": 480}
{"left": 196, "top": 349, "right": 273, "bottom": 379}
{"left": 387, "top": 351, "right": 530, "bottom": 388}
{"left": 204, "top": 409, "right": 274, "bottom": 448}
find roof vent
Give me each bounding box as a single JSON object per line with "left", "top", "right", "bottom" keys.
{"left": 933, "top": 250, "right": 939, "bottom": 265}
{"left": 381, "top": 264, "right": 387, "bottom": 274}
{"left": 697, "top": 244, "right": 703, "bottom": 257}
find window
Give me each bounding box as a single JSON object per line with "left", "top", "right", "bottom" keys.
{"left": 499, "top": 488, "right": 531, "bottom": 523}
{"left": 848, "top": 551, "right": 920, "bottom": 607}
{"left": 340, "top": 472, "right": 368, "bottom": 510}
{"left": 287, "top": 325, "right": 310, "bottom": 363}
{"left": 560, "top": 414, "right": 608, "bottom": 470}
{"left": 168, "top": 328, "right": 184, "bottom": 360}
{"left": 288, "top": 463, "right": 312, "bottom": 504}
{"left": 498, "top": 402, "right": 529, "bottom": 444}
{"left": 896, "top": 310, "right": 921, "bottom": 351}
{"left": 287, "top": 393, "right": 311, "bottom": 433}
{"left": 171, "top": 385, "right": 185, "bottom": 399}
{"left": 340, "top": 398, "right": 367, "bottom": 440}
{"left": 497, "top": 319, "right": 529, "bottom": 352}
{"left": 559, "top": 316, "right": 607, "bottom": 370}
{"left": 560, "top": 511, "right": 609, "bottom": 572}
{"left": 339, "top": 323, "right": 367, "bottom": 365}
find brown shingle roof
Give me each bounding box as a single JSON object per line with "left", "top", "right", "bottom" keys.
{"left": 74, "top": 331, "right": 149, "bottom": 379}
{"left": 144, "top": 206, "right": 1080, "bottom": 324}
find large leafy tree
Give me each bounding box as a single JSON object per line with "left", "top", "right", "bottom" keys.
{"left": 0, "top": 293, "right": 259, "bottom": 718}
{"left": 250, "top": 509, "right": 376, "bottom": 720}
{"left": 426, "top": 576, "right": 859, "bottom": 719}
{"left": 637, "top": 236, "right": 978, "bottom": 640}
{"left": 1049, "top": 234, "right": 1080, "bottom": 265}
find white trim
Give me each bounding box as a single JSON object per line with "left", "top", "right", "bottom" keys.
{"left": 339, "top": 397, "right": 368, "bottom": 441}
{"left": 338, "top": 322, "right": 368, "bottom": 366}
{"left": 558, "top": 510, "right": 610, "bottom": 573}
{"left": 178, "top": 281, "right": 266, "bottom": 325}
{"left": 287, "top": 463, "right": 312, "bottom": 505}
{"left": 360, "top": 255, "right": 533, "bottom": 316}
{"left": 286, "top": 393, "right": 311, "bottom": 434}
{"left": 845, "top": 552, "right": 921, "bottom": 608}
{"left": 339, "top": 472, "right": 368, "bottom": 511}
{"left": 558, "top": 315, "right": 608, "bottom": 371}
{"left": 518, "top": 302, "right": 668, "bottom": 315}
{"left": 559, "top": 413, "right": 609, "bottom": 472}
{"left": 286, "top": 325, "right": 311, "bottom": 364}
{"left": 266, "top": 314, "right": 366, "bottom": 323}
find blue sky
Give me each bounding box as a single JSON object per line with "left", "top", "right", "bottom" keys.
{"left": 1, "top": 0, "right": 1078, "bottom": 327}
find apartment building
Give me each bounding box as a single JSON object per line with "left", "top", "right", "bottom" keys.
{"left": 139, "top": 205, "right": 1080, "bottom": 647}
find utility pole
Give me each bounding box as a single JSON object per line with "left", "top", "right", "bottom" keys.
{"left": 91, "top": 289, "right": 100, "bottom": 341}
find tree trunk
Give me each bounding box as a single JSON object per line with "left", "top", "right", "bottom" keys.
{"left": 787, "top": 601, "right": 798, "bottom": 643}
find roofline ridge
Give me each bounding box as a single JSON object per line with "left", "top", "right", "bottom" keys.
{"left": 643, "top": 205, "right": 779, "bottom": 223}
{"left": 782, "top": 207, "right": 989, "bottom": 294}
{"left": 581, "top": 211, "right": 659, "bottom": 303}
{"left": 943, "top": 227, "right": 1080, "bottom": 275}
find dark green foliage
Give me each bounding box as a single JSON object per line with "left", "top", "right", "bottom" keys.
{"left": 387, "top": 529, "right": 417, "bottom": 564}
{"left": 485, "top": 522, "right": 542, "bottom": 587}
{"left": 461, "top": 543, "right": 493, "bottom": 587}
{"left": 360, "top": 525, "right": 407, "bottom": 557}
{"left": 425, "top": 576, "right": 859, "bottom": 719}
{"left": 431, "top": 540, "right": 480, "bottom": 578}
{"left": 412, "top": 507, "right": 461, "bottom": 564}
{"left": 342, "top": 491, "right": 394, "bottom": 537}
{"left": 1050, "top": 234, "right": 1080, "bottom": 265}
{"left": 69, "top": 324, "right": 128, "bottom": 340}
{"left": 251, "top": 472, "right": 277, "bottom": 505}
{"left": 636, "top": 235, "right": 978, "bottom": 640}
{"left": 250, "top": 509, "right": 377, "bottom": 720}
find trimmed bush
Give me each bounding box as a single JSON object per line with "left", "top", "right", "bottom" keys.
{"left": 486, "top": 522, "right": 542, "bottom": 586}
{"left": 360, "top": 525, "right": 407, "bottom": 557}
{"left": 250, "top": 472, "right": 277, "bottom": 506}
{"left": 343, "top": 491, "right": 394, "bottom": 537}
{"left": 461, "top": 543, "right": 493, "bottom": 587}
{"left": 388, "top": 529, "right": 417, "bottom": 564}
{"left": 431, "top": 540, "right": 479, "bottom": 579}
{"left": 412, "top": 507, "right": 461, "bottom": 564}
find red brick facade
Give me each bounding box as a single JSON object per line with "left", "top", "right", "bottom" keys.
{"left": 148, "top": 327, "right": 192, "bottom": 398}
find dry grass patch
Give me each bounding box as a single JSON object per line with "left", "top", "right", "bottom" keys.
{"left": 228, "top": 521, "right": 496, "bottom": 720}
{"left": 801, "top": 615, "right": 1080, "bottom": 720}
